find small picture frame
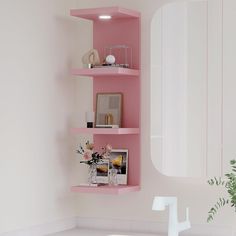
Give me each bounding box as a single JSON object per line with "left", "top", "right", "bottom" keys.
{"left": 109, "top": 149, "right": 128, "bottom": 185}
{"left": 95, "top": 93, "right": 122, "bottom": 128}
{"left": 96, "top": 160, "right": 109, "bottom": 184}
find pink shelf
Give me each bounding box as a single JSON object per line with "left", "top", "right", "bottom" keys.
{"left": 70, "top": 6, "right": 141, "bottom": 194}
{"left": 70, "top": 7, "right": 140, "bottom": 21}
{"left": 71, "top": 68, "right": 140, "bottom": 77}
{"left": 71, "top": 128, "right": 139, "bottom": 135}
{"left": 71, "top": 185, "right": 140, "bottom": 194}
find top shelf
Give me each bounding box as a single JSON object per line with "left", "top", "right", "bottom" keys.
{"left": 70, "top": 7, "right": 140, "bottom": 21}
{"left": 71, "top": 67, "right": 140, "bottom": 77}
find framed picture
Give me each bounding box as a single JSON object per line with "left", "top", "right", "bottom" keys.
{"left": 95, "top": 93, "right": 122, "bottom": 128}
{"left": 96, "top": 160, "right": 109, "bottom": 184}
{"left": 109, "top": 149, "right": 128, "bottom": 185}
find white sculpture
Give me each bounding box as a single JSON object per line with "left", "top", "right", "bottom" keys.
{"left": 152, "top": 196, "right": 191, "bottom": 236}
{"left": 82, "top": 49, "right": 100, "bottom": 66}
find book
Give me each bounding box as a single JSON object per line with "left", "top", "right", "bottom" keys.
{"left": 79, "top": 183, "right": 107, "bottom": 187}
{"left": 95, "top": 125, "right": 119, "bottom": 128}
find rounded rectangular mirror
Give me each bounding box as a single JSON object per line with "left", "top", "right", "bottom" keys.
{"left": 151, "top": 0, "right": 235, "bottom": 177}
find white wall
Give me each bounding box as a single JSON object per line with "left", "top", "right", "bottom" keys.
{"left": 1, "top": 0, "right": 236, "bottom": 234}
{"left": 0, "top": 0, "right": 83, "bottom": 233}
{"left": 74, "top": 0, "right": 236, "bottom": 233}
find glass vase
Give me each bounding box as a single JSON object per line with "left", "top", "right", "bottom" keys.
{"left": 88, "top": 163, "right": 97, "bottom": 185}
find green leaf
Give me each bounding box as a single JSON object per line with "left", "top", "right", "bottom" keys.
{"left": 230, "top": 160, "right": 236, "bottom": 165}
{"left": 208, "top": 179, "right": 214, "bottom": 185}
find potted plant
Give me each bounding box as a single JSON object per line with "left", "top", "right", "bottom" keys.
{"left": 207, "top": 160, "right": 236, "bottom": 222}
{"left": 76, "top": 141, "right": 112, "bottom": 185}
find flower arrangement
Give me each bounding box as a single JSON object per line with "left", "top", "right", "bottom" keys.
{"left": 76, "top": 141, "right": 112, "bottom": 166}
{"left": 207, "top": 159, "right": 236, "bottom": 222}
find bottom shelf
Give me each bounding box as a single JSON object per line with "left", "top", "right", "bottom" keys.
{"left": 71, "top": 185, "right": 140, "bottom": 195}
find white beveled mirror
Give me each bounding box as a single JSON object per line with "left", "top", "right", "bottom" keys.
{"left": 151, "top": 0, "right": 236, "bottom": 177}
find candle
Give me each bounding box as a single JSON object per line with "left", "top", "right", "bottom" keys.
{"left": 86, "top": 111, "right": 94, "bottom": 128}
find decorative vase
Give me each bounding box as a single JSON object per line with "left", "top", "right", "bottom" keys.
{"left": 88, "top": 163, "right": 97, "bottom": 185}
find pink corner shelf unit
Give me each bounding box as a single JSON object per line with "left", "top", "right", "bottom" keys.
{"left": 70, "top": 6, "right": 141, "bottom": 195}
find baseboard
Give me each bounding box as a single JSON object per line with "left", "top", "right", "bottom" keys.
{"left": 76, "top": 217, "right": 165, "bottom": 234}
{"left": 0, "top": 217, "right": 77, "bottom": 236}
{"left": 1, "top": 216, "right": 234, "bottom": 236}
{"left": 76, "top": 216, "right": 235, "bottom": 236}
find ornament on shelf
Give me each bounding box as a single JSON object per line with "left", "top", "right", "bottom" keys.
{"left": 86, "top": 111, "right": 94, "bottom": 128}
{"left": 104, "top": 44, "right": 132, "bottom": 68}
{"left": 82, "top": 49, "right": 100, "bottom": 67}
{"left": 76, "top": 141, "right": 112, "bottom": 185}
{"left": 105, "top": 54, "right": 116, "bottom": 64}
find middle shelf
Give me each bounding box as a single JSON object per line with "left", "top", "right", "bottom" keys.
{"left": 71, "top": 128, "right": 140, "bottom": 135}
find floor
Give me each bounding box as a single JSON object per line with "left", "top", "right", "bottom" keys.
{"left": 48, "top": 228, "right": 160, "bottom": 236}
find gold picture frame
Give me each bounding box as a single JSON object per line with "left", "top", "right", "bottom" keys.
{"left": 95, "top": 93, "right": 123, "bottom": 128}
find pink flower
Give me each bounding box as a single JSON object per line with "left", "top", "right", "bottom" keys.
{"left": 102, "top": 144, "right": 112, "bottom": 159}
{"left": 83, "top": 150, "right": 92, "bottom": 161}
{"left": 105, "top": 144, "right": 112, "bottom": 153}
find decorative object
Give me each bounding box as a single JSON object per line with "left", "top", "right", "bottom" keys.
{"left": 207, "top": 159, "right": 236, "bottom": 222}
{"left": 84, "top": 63, "right": 92, "bottom": 69}
{"left": 82, "top": 49, "right": 100, "bottom": 67}
{"left": 109, "top": 168, "right": 118, "bottom": 186}
{"left": 95, "top": 93, "right": 122, "bottom": 128}
{"left": 95, "top": 124, "right": 119, "bottom": 129}
{"left": 86, "top": 111, "right": 94, "bottom": 128}
{"left": 77, "top": 141, "right": 112, "bottom": 185}
{"left": 105, "top": 55, "right": 116, "bottom": 64}
{"left": 103, "top": 44, "right": 132, "bottom": 68}
{"left": 109, "top": 149, "right": 128, "bottom": 185}
{"left": 88, "top": 163, "right": 97, "bottom": 184}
